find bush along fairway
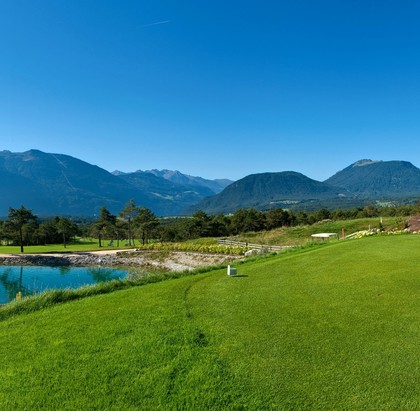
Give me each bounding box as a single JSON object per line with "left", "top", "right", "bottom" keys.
{"left": 0, "top": 235, "right": 419, "bottom": 410}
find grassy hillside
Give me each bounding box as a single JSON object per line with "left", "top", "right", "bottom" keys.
{"left": 325, "top": 159, "right": 420, "bottom": 197}
{"left": 1, "top": 235, "right": 419, "bottom": 409}
{"left": 235, "top": 216, "right": 405, "bottom": 246}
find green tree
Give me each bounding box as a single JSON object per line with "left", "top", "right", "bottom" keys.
{"left": 192, "top": 210, "right": 211, "bottom": 237}
{"left": 361, "top": 205, "right": 379, "bottom": 218}
{"left": 266, "top": 208, "right": 291, "bottom": 229}
{"left": 314, "top": 208, "right": 331, "bottom": 221}
{"left": 119, "top": 199, "right": 140, "bottom": 246}
{"left": 7, "top": 206, "right": 37, "bottom": 253}
{"left": 230, "top": 208, "right": 266, "bottom": 234}
{"left": 208, "top": 214, "right": 230, "bottom": 237}
{"left": 56, "top": 217, "right": 78, "bottom": 248}
{"left": 91, "top": 206, "right": 117, "bottom": 247}
{"left": 114, "top": 220, "right": 126, "bottom": 247}
{"left": 35, "top": 221, "right": 60, "bottom": 245}
{"left": 134, "top": 207, "right": 159, "bottom": 245}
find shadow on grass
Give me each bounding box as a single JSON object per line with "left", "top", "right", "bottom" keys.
{"left": 0, "top": 263, "right": 232, "bottom": 321}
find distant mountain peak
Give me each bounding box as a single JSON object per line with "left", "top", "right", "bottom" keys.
{"left": 123, "top": 169, "right": 233, "bottom": 194}
{"left": 352, "top": 159, "right": 382, "bottom": 167}
{"left": 111, "top": 170, "right": 127, "bottom": 176}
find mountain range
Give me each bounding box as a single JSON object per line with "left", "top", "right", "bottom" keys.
{"left": 191, "top": 159, "right": 420, "bottom": 214}
{"left": 190, "top": 172, "right": 350, "bottom": 214}
{"left": 0, "top": 150, "right": 231, "bottom": 217}
{"left": 1, "top": 150, "right": 420, "bottom": 217}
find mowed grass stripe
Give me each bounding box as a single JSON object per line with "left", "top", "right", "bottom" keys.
{"left": 0, "top": 276, "right": 246, "bottom": 410}
{"left": 188, "top": 235, "right": 420, "bottom": 409}
{"left": 0, "top": 235, "right": 419, "bottom": 410}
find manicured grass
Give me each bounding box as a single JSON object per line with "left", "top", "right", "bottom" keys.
{"left": 0, "top": 238, "right": 133, "bottom": 254}
{"left": 0, "top": 235, "right": 419, "bottom": 409}
{"left": 190, "top": 235, "right": 420, "bottom": 409}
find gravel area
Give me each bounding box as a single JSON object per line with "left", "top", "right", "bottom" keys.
{"left": 408, "top": 215, "right": 420, "bottom": 232}
{"left": 0, "top": 250, "right": 243, "bottom": 272}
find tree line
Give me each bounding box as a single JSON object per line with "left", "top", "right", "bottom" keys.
{"left": 160, "top": 203, "right": 419, "bottom": 241}
{"left": 0, "top": 200, "right": 161, "bottom": 252}
{"left": 1, "top": 200, "right": 419, "bottom": 252}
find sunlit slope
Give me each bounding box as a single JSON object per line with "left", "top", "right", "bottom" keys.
{"left": 189, "top": 236, "right": 420, "bottom": 409}
{"left": 1, "top": 235, "right": 419, "bottom": 410}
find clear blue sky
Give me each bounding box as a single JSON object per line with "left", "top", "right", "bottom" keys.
{"left": 2, "top": 1, "right": 420, "bottom": 181}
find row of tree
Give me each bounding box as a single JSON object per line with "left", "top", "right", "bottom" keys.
{"left": 0, "top": 200, "right": 159, "bottom": 252}
{"left": 159, "top": 203, "right": 419, "bottom": 240}
{"left": 1, "top": 206, "right": 79, "bottom": 252}
{"left": 1, "top": 200, "right": 419, "bottom": 252}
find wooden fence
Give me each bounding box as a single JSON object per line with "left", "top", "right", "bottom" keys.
{"left": 217, "top": 239, "right": 290, "bottom": 251}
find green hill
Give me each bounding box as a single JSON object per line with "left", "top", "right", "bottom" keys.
{"left": 1, "top": 235, "right": 419, "bottom": 410}
{"left": 325, "top": 159, "right": 420, "bottom": 198}
{"left": 192, "top": 160, "right": 420, "bottom": 215}
{"left": 191, "top": 171, "right": 348, "bottom": 214}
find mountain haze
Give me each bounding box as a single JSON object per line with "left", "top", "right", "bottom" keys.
{"left": 2, "top": 151, "right": 420, "bottom": 217}
{"left": 143, "top": 169, "right": 232, "bottom": 194}
{"left": 0, "top": 150, "right": 228, "bottom": 216}
{"left": 114, "top": 171, "right": 216, "bottom": 213}
{"left": 0, "top": 150, "right": 156, "bottom": 215}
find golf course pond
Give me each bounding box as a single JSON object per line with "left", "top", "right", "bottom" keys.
{"left": 0, "top": 265, "right": 129, "bottom": 304}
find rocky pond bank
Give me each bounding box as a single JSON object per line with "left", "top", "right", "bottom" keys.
{"left": 0, "top": 250, "right": 243, "bottom": 272}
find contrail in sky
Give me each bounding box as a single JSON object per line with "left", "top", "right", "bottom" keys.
{"left": 139, "top": 20, "right": 170, "bottom": 28}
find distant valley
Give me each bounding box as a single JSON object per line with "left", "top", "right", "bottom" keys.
{"left": 1, "top": 150, "right": 420, "bottom": 217}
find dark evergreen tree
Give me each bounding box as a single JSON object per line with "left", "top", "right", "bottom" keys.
{"left": 119, "top": 199, "right": 140, "bottom": 246}
{"left": 91, "top": 206, "right": 117, "bottom": 247}
{"left": 56, "top": 217, "right": 78, "bottom": 248}
{"left": 7, "top": 206, "right": 37, "bottom": 252}
{"left": 134, "top": 207, "right": 159, "bottom": 245}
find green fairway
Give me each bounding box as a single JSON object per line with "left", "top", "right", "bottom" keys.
{"left": 0, "top": 238, "right": 127, "bottom": 254}
{"left": 0, "top": 235, "right": 419, "bottom": 410}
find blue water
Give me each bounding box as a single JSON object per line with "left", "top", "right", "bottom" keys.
{"left": 0, "top": 265, "right": 128, "bottom": 304}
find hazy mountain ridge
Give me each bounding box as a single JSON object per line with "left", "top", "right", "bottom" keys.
{"left": 0, "top": 150, "right": 231, "bottom": 216}
{"left": 0, "top": 150, "right": 162, "bottom": 215}
{"left": 115, "top": 171, "right": 216, "bottom": 212}
{"left": 1, "top": 151, "right": 420, "bottom": 216}
{"left": 113, "top": 168, "right": 232, "bottom": 194}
